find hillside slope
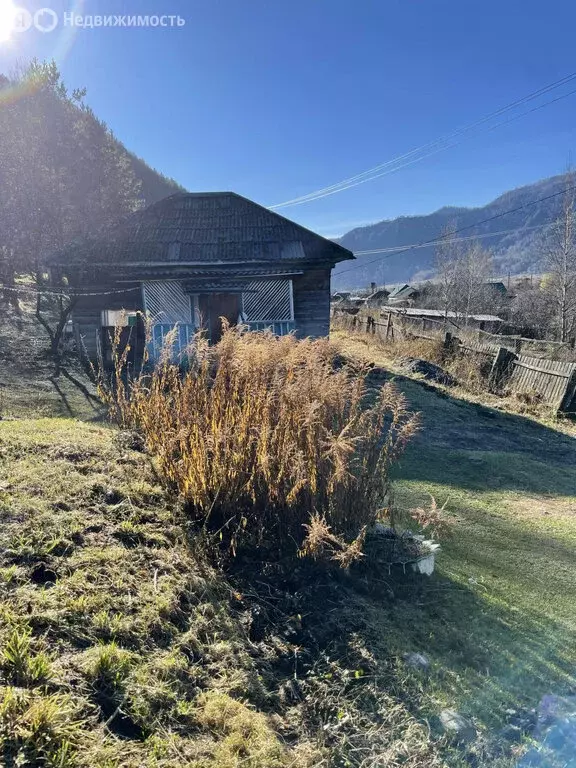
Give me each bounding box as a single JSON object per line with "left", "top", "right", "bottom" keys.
{"left": 128, "top": 151, "right": 185, "bottom": 205}
{"left": 334, "top": 174, "right": 567, "bottom": 289}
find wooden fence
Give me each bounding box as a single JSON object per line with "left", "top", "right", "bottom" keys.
{"left": 349, "top": 309, "right": 576, "bottom": 360}
{"left": 508, "top": 355, "right": 576, "bottom": 411}
{"left": 332, "top": 308, "right": 576, "bottom": 413}
{"left": 399, "top": 315, "right": 576, "bottom": 359}
{"left": 477, "top": 328, "right": 576, "bottom": 359}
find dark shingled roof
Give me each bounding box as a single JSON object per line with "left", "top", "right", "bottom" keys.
{"left": 50, "top": 192, "right": 354, "bottom": 267}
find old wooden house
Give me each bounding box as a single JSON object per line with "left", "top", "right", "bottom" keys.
{"left": 48, "top": 192, "right": 354, "bottom": 362}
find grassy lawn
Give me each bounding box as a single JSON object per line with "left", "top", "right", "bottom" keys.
{"left": 0, "top": 417, "right": 300, "bottom": 767}
{"left": 1, "top": 311, "right": 575, "bottom": 766}
{"left": 337, "top": 334, "right": 576, "bottom": 752}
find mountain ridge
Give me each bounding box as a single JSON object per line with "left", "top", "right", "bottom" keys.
{"left": 333, "top": 174, "right": 567, "bottom": 289}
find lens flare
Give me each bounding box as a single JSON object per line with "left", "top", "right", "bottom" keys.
{"left": 0, "top": 0, "right": 85, "bottom": 110}
{"left": 0, "top": 0, "right": 19, "bottom": 42}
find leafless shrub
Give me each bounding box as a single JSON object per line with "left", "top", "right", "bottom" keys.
{"left": 409, "top": 495, "right": 451, "bottom": 539}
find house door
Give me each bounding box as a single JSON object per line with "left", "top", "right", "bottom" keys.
{"left": 199, "top": 293, "right": 241, "bottom": 343}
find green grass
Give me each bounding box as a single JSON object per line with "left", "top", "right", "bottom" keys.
{"left": 0, "top": 416, "right": 304, "bottom": 766}
{"left": 387, "top": 372, "right": 576, "bottom": 729}
{"left": 1, "top": 307, "right": 575, "bottom": 765}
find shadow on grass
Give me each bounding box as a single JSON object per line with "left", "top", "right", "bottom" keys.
{"left": 228, "top": 551, "right": 575, "bottom": 762}
{"left": 374, "top": 566, "right": 576, "bottom": 730}
{"left": 375, "top": 369, "right": 576, "bottom": 497}
{"left": 374, "top": 367, "right": 574, "bottom": 454}
{"left": 394, "top": 442, "right": 576, "bottom": 497}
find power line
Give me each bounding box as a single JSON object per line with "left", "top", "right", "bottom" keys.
{"left": 352, "top": 223, "right": 545, "bottom": 256}
{"left": 306, "top": 86, "right": 576, "bottom": 206}
{"left": 272, "top": 72, "right": 576, "bottom": 208}
{"left": 336, "top": 182, "right": 576, "bottom": 277}
{"left": 270, "top": 72, "right": 576, "bottom": 210}
{"left": 1, "top": 283, "right": 140, "bottom": 299}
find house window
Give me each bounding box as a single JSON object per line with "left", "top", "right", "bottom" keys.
{"left": 142, "top": 281, "right": 192, "bottom": 325}
{"left": 242, "top": 279, "right": 293, "bottom": 322}
{"left": 101, "top": 310, "right": 138, "bottom": 327}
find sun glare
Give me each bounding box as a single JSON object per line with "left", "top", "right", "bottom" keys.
{"left": 0, "top": 0, "right": 19, "bottom": 43}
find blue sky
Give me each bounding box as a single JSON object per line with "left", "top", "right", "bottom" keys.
{"left": 1, "top": 0, "right": 576, "bottom": 237}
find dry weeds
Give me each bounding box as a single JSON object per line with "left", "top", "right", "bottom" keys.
{"left": 98, "top": 324, "right": 420, "bottom": 562}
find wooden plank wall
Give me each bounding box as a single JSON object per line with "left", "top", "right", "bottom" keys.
{"left": 73, "top": 286, "right": 142, "bottom": 360}
{"left": 293, "top": 269, "right": 331, "bottom": 338}
{"left": 74, "top": 269, "right": 334, "bottom": 357}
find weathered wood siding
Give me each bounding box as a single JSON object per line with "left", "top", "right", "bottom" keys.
{"left": 72, "top": 286, "right": 142, "bottom": 359}
{"left": 292, "top": 268, "right": 331, "bottom": 338}
{"left": 72, "top": 265, "right": 335, "bottom": 357}
{"left": 508, "top": 355, "right": 576, "bottom": 411}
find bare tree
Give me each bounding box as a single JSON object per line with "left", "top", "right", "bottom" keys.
{"left": 541, "top": 174, "right": 576, "bottom": 341}
{"left": 434, "top": 223, "right": 463, "bottom": 323}
{"left": 454, "top": 241, "right": 494, "bottom": 323}
{"left": 433, "top": 223, "right": 494, "bottom": 325}
{"left": 510, "top": 279, "right": 554, "bottom": 337}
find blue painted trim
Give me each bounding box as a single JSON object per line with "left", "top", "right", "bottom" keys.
{"left": 147, "top": 323, "right": 196, "bottom": 363}
{"left": 246, "top": 321, "right": 296, "bottom": 336}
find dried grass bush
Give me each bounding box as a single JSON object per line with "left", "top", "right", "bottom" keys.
{"left": 333, "top": 314, "right": 491, "bottom": 394}
{"left": 444, "top": 348, "right": 491, "bottom": 394}
{"left": 98, "top": 324, "right": 419, "bottom": 563}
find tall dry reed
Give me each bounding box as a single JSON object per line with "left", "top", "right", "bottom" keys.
{"left": 99, "top": 325, "right": 419, "bottom": 562}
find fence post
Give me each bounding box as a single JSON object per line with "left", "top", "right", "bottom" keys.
{"left": 443, "top": 332, "right": 459, "bottom": 358}
{"left": 559, "top": 369, "right": 576, "bottom": 412}
{"left": 385, "top": 312, "right": 392, "bottom": 341}
{"left": 490, "top": 347, "right": 517, "bottom": 391}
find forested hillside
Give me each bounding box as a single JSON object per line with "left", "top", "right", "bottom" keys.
{"left": 128, "top": 151, "right": 184, "bottom": 205}
{"left": 0, "top": 61, "right": 183, "bottom": 286}
{"left": 334, "top": 174, "right": 567, "bottom": 289}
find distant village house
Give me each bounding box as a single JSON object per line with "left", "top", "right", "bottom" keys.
{"left": 387, "top": 284, "right": 420, "bottom": 306}
{"left": 384, "top": 306, "right": 503, "bottom": 333}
